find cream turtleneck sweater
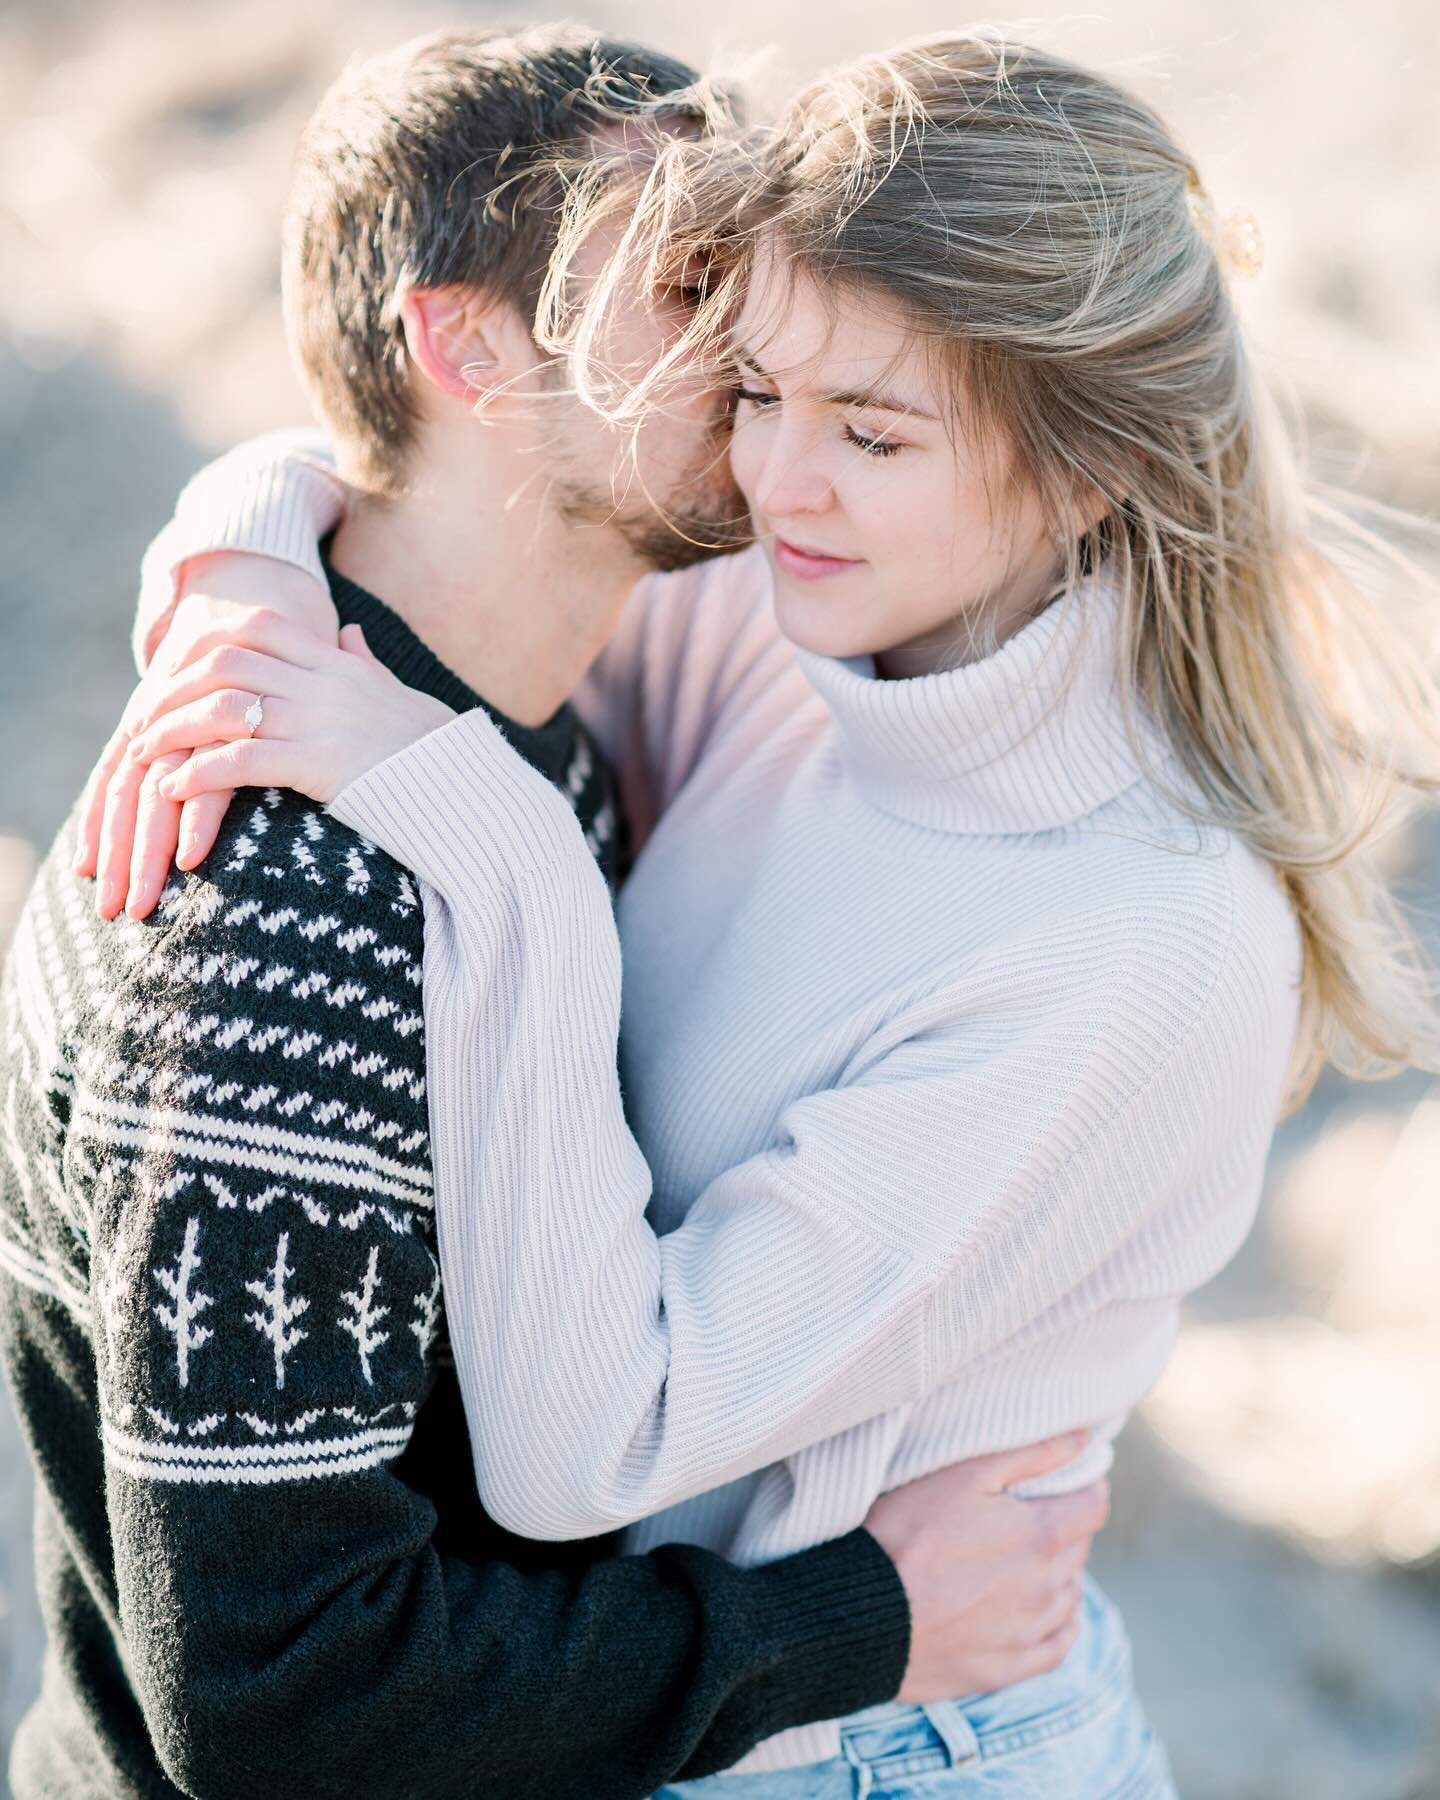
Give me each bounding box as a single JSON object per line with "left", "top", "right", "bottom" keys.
{"left": 139, "top": 442, "right": 1302, "bottom": 1774}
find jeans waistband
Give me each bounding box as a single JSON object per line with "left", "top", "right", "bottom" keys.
{"left": 839, "top": 1579, "right": 1133, "bottom": 1788}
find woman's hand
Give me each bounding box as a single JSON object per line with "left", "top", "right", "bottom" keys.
{"left": 75, "top": 554, "right": 339, "bottom": 919}
{"left": 123, "top": 608, "right": 457, "bottom": 812}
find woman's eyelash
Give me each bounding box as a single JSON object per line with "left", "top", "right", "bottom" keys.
{"left": 844, "top": 426, "right": 902, "bottom": 458}
{"left": 733, "top": 387, "right": 903, "bottom": 458}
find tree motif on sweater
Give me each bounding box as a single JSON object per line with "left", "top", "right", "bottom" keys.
{"left": 245, "top": 1230, "right": 310, "bottom": 1389}
{"left": 339, "top": 1244, "right": 390, "bottom": 1384}
{"left": 152, "top": 1217, "right": 214, "bottom": 1388}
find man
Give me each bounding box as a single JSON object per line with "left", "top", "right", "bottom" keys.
{"left": 1, "top": 28, "right": 1103, "bottom": 1797}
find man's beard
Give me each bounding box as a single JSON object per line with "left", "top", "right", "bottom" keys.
{"left": 548, "top": 420, "right": 755, "bottom": 574}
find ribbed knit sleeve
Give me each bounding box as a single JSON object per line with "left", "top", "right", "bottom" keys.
{"left": 133, "top": 428, "right": 345, "bottom": 671}
{"left": 573, "top": 549, "right": 802, "bottom": 845}
{"left": 327, "top": 704, "right": 1299, "bottom": 1542}
{"left": 130, "top": 435, "right": 795, "bottom": 851}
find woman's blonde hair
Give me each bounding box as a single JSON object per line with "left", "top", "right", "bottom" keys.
{"left": 539, "top": 30, "right": 1440, "bottom": 1108}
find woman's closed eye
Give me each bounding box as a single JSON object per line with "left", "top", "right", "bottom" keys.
{"left": 733, "top": 385, "right": 905, "bottom": 458}
{"left": 843, "top": 424, "right": 903, "bottom": 458}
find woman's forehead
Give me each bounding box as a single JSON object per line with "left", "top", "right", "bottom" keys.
{"left": 732, "top": 247, "right": 942, "bottom": 413}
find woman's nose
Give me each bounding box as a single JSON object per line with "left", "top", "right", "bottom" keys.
{"left": 754, "top": 427, "right": 834, "bottom": 519}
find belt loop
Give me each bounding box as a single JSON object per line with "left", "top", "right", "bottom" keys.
{"left": 839, "top": 1728, "right": 876, "bottom": 1798}
{"left": 919, "top": 1699, "right": 982, "bottom": 1767}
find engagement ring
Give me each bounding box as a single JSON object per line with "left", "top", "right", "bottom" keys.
{"left": 243, "top": 697, "right": 265, "bottom": 736}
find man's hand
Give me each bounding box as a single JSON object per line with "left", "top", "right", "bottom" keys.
{"left": 864, "top": 1431, "right": 1108, "bottom": 1700}
{"left": 74, "top": 554, "right": 337, "bottom": 917}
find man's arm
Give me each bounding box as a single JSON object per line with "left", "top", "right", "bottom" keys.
{"left": 85, "top": 831, "right": 911, "bottom": 1799}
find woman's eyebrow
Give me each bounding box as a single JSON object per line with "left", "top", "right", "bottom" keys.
{"left": 825, "top": 385, "right": 938, "bottom": 420}
{"left": 731, "top": 344, "right": 937, "bottom": 419}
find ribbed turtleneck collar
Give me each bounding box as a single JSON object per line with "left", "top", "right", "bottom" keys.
{"left": 794, "top": 580, "right": 1150, "bottom": 836}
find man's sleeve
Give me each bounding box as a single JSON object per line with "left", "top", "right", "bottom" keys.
{"left": 87, "top": 870, "right": 908, "bottom": 1800}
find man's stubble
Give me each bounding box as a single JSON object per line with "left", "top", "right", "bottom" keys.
{"left": 542, "top": 390, "right": 755, "bottom": 575}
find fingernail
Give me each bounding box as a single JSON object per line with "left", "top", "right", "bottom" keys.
{"left": 125, "top": 892, "right": 148, "bottom": 920}
{"left": 178, "top": 836, "right": 197, "bottom": 868}
{"left": 159, "top": 778, "right": 179, "bottom": 799}
{"left": 96, "top": 881, "right": 119, "bottom": 916}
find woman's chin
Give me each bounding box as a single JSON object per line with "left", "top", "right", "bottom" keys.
{"left": 770, "top": 583, "right": 881, "bottom": 664}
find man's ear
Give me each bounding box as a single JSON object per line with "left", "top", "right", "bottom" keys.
{"left": 398, "top": 285, "right": 538, "bottom": 410}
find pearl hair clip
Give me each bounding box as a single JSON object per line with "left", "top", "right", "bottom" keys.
{"left": 1185, "top": 173, "right": 1264, "bottom": 277}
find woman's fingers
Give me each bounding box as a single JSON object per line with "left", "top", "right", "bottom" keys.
{"left": 94, "top": 749, "right": 149, "bottom": 918}
{"left": 339, "top": 622, "right": 378, "bottom": 662}
{"left": 128, "top": 646, "right": 306, "bottom": 737}
{"left": 75, "top": 718, "right": 139, "bottom": 878}
{"left": 160, "top": 602, "right": 330, "bottom": 680}
{"left": 124, "top": 753, "right": 189, "bottom": 920}
{"left": 158, "top": 739, "right": 296, "bottom": 803}
{"left": 176, "top": 791, "right": 235, "bottom": 872}
{"left": 130, "top": 690, "right": 295, "bottom": 763}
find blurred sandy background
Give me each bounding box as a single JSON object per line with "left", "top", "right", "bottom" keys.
{"left": 1, "top": 1, "right": 1438, "bottom": 1794}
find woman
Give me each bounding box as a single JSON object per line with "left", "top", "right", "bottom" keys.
{"left": 88, "top": 32, "right": 1439, "bottom": 1795}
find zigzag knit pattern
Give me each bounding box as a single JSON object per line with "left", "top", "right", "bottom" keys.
{"left": 0, "top": 572, "right": 916, "bottom": 1800}
{"left": 3, "top": 786, "right": 450, "bottom": 1485}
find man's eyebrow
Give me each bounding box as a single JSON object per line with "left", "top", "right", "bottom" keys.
{"left": 731, "top": 344, "right": 938, "bottom": 420}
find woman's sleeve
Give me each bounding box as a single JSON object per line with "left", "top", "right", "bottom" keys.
{"left": 134, "top": 428, "right": 347, "bottom": 671}
{"left": 327, "top": 705, "right": 1298, "bottom": 1542}
{"left": 573, "top": 550, "right": 799, "bottom": 841}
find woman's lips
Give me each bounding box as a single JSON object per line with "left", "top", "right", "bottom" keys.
{"left": 773, "top": 537, "right": 863, "bottom": 581}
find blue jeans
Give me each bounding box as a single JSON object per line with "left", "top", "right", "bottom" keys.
{"left": 655, "top": 1579, "right": 1175, "bottom": 1798}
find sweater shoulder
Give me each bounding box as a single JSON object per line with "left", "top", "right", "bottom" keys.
{"left": 150, "top": 783, "right": 426, "bottom": 952}
{"left": 902, "top": 804, "right": 1302, "bottom": 1115}
{"left": 1070, "top": 782, "right": 1302, "bottom": 988}
{"left": 10, "top": 785, "right": 432, "bottom": 1190}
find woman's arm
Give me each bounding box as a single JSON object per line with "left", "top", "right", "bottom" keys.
{"left": 316, "top": 704, "right": 1296, "bottom": 1541}
{"left": 123, "top": 618, "right": 1297, "bottom": 1538}
{"left": 133, "top": 427, "right": 345, "bottom": 668}
{"left": 77, "top": 431, "right": 346, "bottom": 915}
{"left": 84, "top": 428, "right": 786, "bottom": 913}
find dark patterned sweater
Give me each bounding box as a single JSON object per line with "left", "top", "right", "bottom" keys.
{"left": 0, "top": 572, "right": 909, "bottom": 1798}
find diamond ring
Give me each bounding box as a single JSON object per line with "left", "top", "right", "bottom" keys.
{"left": 243, "top": 696, "right": 265, "bottom": 737}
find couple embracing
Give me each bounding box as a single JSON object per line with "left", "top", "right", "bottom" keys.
{"left": 4, "top": 19, "right": 1433, "bottom": 1800}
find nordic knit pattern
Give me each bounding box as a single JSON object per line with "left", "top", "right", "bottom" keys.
{"left": 138, "top": 438, "right": 1303, "bottom": 1777}
{"left": 0, "top": 572, "right": 909, "bottom": 1799}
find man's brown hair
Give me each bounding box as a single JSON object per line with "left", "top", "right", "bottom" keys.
{"left": 282, "top": 25, "right": 715, "bottom": 494}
